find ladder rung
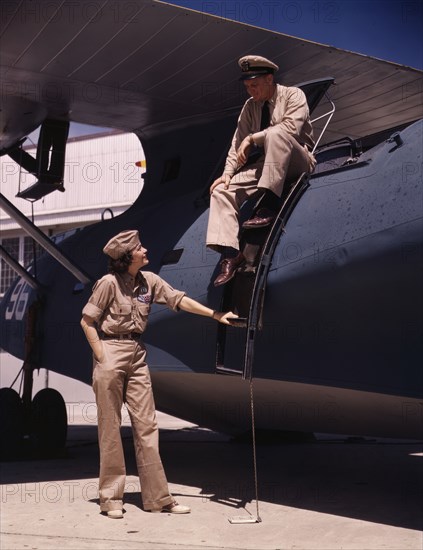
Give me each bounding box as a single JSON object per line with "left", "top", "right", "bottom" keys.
{"left": 227, "top": 316, "right": 247, "bottom": 328}
{"left": 215, "top": 365, "right": 244, "bottom": 376}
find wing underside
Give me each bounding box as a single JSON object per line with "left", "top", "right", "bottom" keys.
{"left": 0, "top": 0, "right": 421, "bottom": 149}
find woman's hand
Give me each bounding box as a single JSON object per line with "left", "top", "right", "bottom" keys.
{"left": 214, "top": 311, "right": 240, "bottom": 325}
{"left": 81, "top": 315, "right": 103, "bottom": 360}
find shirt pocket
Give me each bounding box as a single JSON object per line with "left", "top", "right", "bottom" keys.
{"left": 135, "top": 300, "right": 150, "bottom": 321}
{"left": 109, "top": 302, "right": 132, "bottom": 325}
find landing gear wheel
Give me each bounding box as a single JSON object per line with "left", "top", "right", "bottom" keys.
{"left": 30, "top": 388, "right": 67, "bottom": 457}
{"left": 0, "top": 388, "right": 24, "bottom": 459}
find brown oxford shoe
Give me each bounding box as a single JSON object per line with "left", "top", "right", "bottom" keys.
{"left": 214, "top": 253, "right": 245, "bottom": 287}
{"left": 242, "top": 208, "right": 276, "bottom": 229}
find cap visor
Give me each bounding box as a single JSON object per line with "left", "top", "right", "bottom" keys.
{"left": 239, "top": 71, "right": 273, "bottom": 81}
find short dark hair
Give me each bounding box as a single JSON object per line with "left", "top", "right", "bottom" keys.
{"left": 108, "top": 250, "right": 133, "bottom": 274}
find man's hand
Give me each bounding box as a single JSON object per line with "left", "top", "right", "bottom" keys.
{"left": 210, "top": 174, "right": 231, "bottom": 195}
{"left": 236, "top": 135, "right": 253, "bottom": 166}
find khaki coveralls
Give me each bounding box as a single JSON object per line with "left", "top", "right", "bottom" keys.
{"left": 206, "top": 84, "right": 316, "bottom": 251}
{"left": 82, "top": 270, "right": 185, "bottom": 512}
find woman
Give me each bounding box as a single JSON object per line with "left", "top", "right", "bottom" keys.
{"left": 81, "top": 230, "right": 237, "bottom": 518}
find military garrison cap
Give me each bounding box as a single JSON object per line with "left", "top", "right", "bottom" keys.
{"left": 103, "top": 230, "right": 141, "bottom": 259}
{"left": 238, "top": 55, "right": 279, "bottom": 80}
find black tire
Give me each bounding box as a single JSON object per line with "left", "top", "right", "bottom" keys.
{"left": 30, "top": 388, "right": 67, "bottom": 456}
{"left": 0, "top": 387, "right": 24, "bottom": 459}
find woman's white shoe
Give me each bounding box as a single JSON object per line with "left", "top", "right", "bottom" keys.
{"left": 107, "top": 509, "right": 123, "bottom": 519}
{"left": 151, "top": 501, "right": 191, "bottom": 514}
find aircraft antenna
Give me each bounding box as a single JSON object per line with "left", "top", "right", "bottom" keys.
{"left": 229, "top": 379, "right": 262, "bottom": 524}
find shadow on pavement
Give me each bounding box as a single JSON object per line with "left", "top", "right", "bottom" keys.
{"left": 1, "top": 424, "right": 422, "bottom": 532}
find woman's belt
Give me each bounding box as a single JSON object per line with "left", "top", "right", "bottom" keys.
{"left": 100, "top": 332, "right": 142, "bottom": 340}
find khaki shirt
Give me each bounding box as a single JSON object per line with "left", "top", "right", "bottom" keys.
{"left": 82, "top": 271, "right": 186, "bottom": 335}
{"left": 224, "top": 84, "right": 314, "bottom": 177}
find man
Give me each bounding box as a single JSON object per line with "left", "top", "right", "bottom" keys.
{"left": 81, "top": 230, "right": 237, "bottom": 518}
{"left": 206, "top": 55, "right": 316, "bottom": 286}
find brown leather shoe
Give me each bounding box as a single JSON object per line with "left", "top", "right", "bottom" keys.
{"left": 242, "top": 208, "right": 276, "bottom": 229}
{"left": 214, "top": 253, "right": 245, "bottom": 287}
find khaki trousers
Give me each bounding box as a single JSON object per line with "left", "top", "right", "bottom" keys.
{"left": 206, "top": 130, "right": 315, "bottom": 251}
{"left": 92, "top": 338, "right": 174, "bottom": 512}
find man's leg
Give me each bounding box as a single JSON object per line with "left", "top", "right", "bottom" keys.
{"left": 242, "top": 131, "right": 313, "bottom": 228}
{"left": 206, "top": 173, "right": 260, "bottom": 285}
{"left": 206, "top": 185, "right": 244, "bottom": 252}
{"left": 258, "top": 130, "right": 312, "bottom": 196}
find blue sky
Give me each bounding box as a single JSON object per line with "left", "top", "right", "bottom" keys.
{"left": 68, "top": 0, "right": 422, "bottom": 137}
{"left": 168, "top": 0, "right": 422, "bottom": 69}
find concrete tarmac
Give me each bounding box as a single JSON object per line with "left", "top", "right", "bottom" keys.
{"left": 1, "top": 409, "right": 422, "bottom": 550}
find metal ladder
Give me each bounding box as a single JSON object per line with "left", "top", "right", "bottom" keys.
{"left": 215, "top": 172, "right": 311, "bottom": 379}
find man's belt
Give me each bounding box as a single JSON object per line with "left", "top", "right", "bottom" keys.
{"left": 100, "top": 332, "right": 142, "bottom": 341}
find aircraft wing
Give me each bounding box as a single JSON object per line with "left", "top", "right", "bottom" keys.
{"left": 1, "top": 0, "right": 422, "bottom": 151}
{"left": 1, "top": 1, "right": 422, "bottom": 445}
